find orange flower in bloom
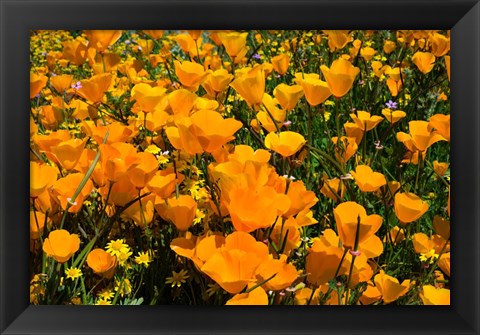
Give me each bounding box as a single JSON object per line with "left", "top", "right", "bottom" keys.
{"left": 265, "top": 131, "right": 306, "bottom": 157}
{"left": 384, "top": 226, "right": 405, "bottom": 246}
{"left": 429, "top": 33, "right": 450, "bottom": 57}
{"left": 433, "top": 215, "right": 450, "bottom": 240}
{"left": 130, "top": 83, "right": 167, "bottom": 113}
{"left": 50, "top": 138, "right": 87, "bottom": 170}
{"left": 383, "top": 40, "right": 396, "bottom": 54}
{"left": 62, "top": 39, "right": 88, "bottom": 65}
{"left": 143, "top": 30, "right": 164, "bottom": 40}
{"left": 320, "top": 58, "right": 360, "bottom": 98}
{"left": 122, "top": 194, "right": 155, "bottom": 228}
{"left": 331, "top": 136, "right": 358, "bottom": 164}
{"left": 51, "top": 173, "right": 94, "bottom": 213}
{"left": 433, "top": 161, "right": 449, "bottom": 177}
{"left": 429, "top": 114, "right": 450, "bottom": 142}
{"left": 200, "top": 231, "right": 268, "bottom": 294}
{"left": 43, "top": 229, "right": 80, "bottom": 263}
{"left": 306, "top": 229, "right": 346, "bottom": 285}
{"left": 412, "top": 233, "right": 436, "bottom": 254}
{"left": 147, "top": 170, "right": 180, "bottom": 199}
{"left": 320, "top": 175, "right": 345, "bottom": 202}
{"left": 397, "top": 121, "right": 446, "bottom": 153}
{"left": 284, "top": 180, "right": 318, "bottom": 217}
{"left": 343, "top": 122, "right": 364, "bottom": 145}
{"left": 333, "top": 202, "right": 382, "bottom": 249}
{"left": 381, "top": 108, "right": 406, "bottom": 124}
{"left": 202, "top": 69, "right": 233, "bottom": 96}
{"left": 360, "top": 47, "right": 376, "bottom": 61}
{"left": 394, "top": 192, "right": 429, "bottom": 224}
{"left": 82, "top": 120, "right": 136, "bottom": 144}
{"left": 167, "top": 89, "right": 198, "bottom": 118}
{"left": 165, "top": 195, "right": 197, "bottom": 231}
{"left": 420, "top": 285, "right": 450, "bottom": 305}
{"left": 374, "top": 270, "right": 410, "bottom": 304}
{"left": 271, "top": 54, "right": 290, "bottom": 75}
{"left": 189, "top": 109, "right": 243, "bottom": 152}
{"left": 350, "top": 165, "right": 387, "bottom": 192}
{"left": 30, "top": 162, "right": 58, "bottom": 198}
{"left": 273, "top": 84, "right": 304, "bottom": 111}
{"left": 87, "top": 248, "right": 117, "bottom": 279}
{"left": 296, "top": 74, "right": 332, "bottom": 107}
{"left": 84, "top": 30, "right": 122, "bottom": 52}
{"left": 225, "top": 285, "right": 268, "bottom": 305}
{"left": 324, "top": 30, "right": 351, "bottom": 51}
{"left": 227, "top": 186, "right": 290, "bottom": 232}
{"left": 359, "top": 282, "right": 382, "bottom": 305}
{"left": 218, "top": 31, "right": 248, "bottom": 59}
{"left": 350, "top": 110, "right": 383, "bottom": 132}
{"left": 174, "top": 60, "right": 210, "bottom": 91}
{"left": 100, "top": 143, "right": 140, "bottom": 183}
{"left": 126, "top": 152, "right": 159, "bottom": 189}
{"left": 255, "top": 94, "right": 286, "bottom": 132}
{"left": 444, "top": 55, "right": 450, "bottom": 81}
{"left": 412, "top": 51, "right": 436, "bottom": 74}
{"left": 255, "top": 254, "right": 298, "bottom": 291}
{"left": 30, "top": 72, "right": 48, "bottom": 99}
{"left": 266, "top": 217, "right": 301, "bottom": 255}
{"left": 76, "top": 73, "right": 112, "bottom": 104}
{"left": 50, "top": 74, "right": 73, "bottom": 93}
{"left": 438, "top": 253, "right": 450, "bottom": 277}
{"left": 230, "top": 67, "right": 265, "bottom": 108}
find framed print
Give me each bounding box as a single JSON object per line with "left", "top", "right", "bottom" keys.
{"left": 1, "top": 0, "right": 479, "bottom": 334}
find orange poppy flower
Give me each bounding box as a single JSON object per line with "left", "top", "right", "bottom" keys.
{"left": 350, "top": 110, "right": 383, "bottom": 132}
{"left": 189, "top": 109, "right": 243, "bottom": 153}
{"left": 43, "top": 229, "right": 80, "bottom": 263}
{"left": 374, "top": 270, "right": 410, "bottom": 304}
{"left": 397, "top": 121, "right": 446, "bottom": 153}
{"left": 394, "top": 192, "right": 429, "bottom": 224}
{"left": 333, "top": 201, "right": 382, "bottom": 249}
{"left": 174, "top": 60, "right": 210, "bottom": 91}
{"left": 87, "top": 248, "right": 117, "bottom": 279}
{"left": 218, "top": 31, "right": 248, "bottom": 59}
{"left": 99, "top": 143, "right": 140, "bottom": 183}
{"left": 320, "top": 58, "right": 360, "bottom": 98}
{"left": 76, "top": 73, "right": 112, "bottom": 104}
{"left": 167, "top": 89, "right": 198, "bottom": 118}
{"left": 30, "top": 161, "right": 58, "bottom": 198}
{"left": 202, "top": 69, "right": 233, "bottom": 96}
{"left": 30, "top": 72, "right": 48, "bottom": 99}
{"left": 383, "top": 40, "right": 396, "bottom": 54}
{"left": 50, "top": 173, "right": 94, "bottom": 213}
{"left": 50, "top": 74, "right": 74, "bottom": 93}
{"left": 50, "top": 138, "right": 87, "bottom": 171}
{"left": 429, "top": 33, "right": 450, "bottom": 57}
{"left": 320, "top": 174, "right": 345, "bottom": 202}
{"left": 225, "top": 285, "right": 268, "bottom": 305}
{"left": 143, "top": 30, "right": 164, "bottom": 40}
{"left": 438, "top": 253, "right": 450, "bottom": 277}
{"left": 271, "top": 54, "right": 290, "bottom": 75}
{"left": 164, "top": 195, "right": 197, "bottom": 231}
{"left": 297, "top": 75, "right": 332, "bottom": 107}
{"left": 429, "top": 114, "right": 450, "bottom": 142}
{"left": 411, "top": 51, "right": 436, "bottom": 74}
{"left": 255, "top": 254, "right": 298, "bottom": 291}
{"left": 61, "top": 39, "right": 88, "bottom": 65}
{"left": 130, "top": 83, "right": 167, "bottom": 113}
{"left": 420, "top": 285, "right": 450, "bottom": 305}
{"left": 126, "top": 152, "right": 159, "bottom": 189}
{"left": 273, "top": 84, "right": 304, "bottom": 111}
{"left": 227, "top": 186, "right": 290, "bottom": 232}
{"left": 84, "top": 30, "right": 122, "bottom": 52}
{"left": 381, "top": 108, "right": 406, "bottom": 124}
{"left": 350, "top": 165, "right": 387, "bottom": 192}
{"left": 331, "top": 136, "right": 358, "bottom": 164}
{"left": 265, "top": 131, "right": 306, "bottom": 157}
{"left": 324, "top": 30, "right": 351, "bottom": 51}
{"left": 230, "top": 67, "right": 265, "bottom": 108}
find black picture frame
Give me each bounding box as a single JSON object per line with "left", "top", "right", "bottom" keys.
{"left": 1, "top": 0, "right": 479, "bottom": 334}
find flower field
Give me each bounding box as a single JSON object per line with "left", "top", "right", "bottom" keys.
{"left": 29, "top": 30, "right": 450, "bottom": 305}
